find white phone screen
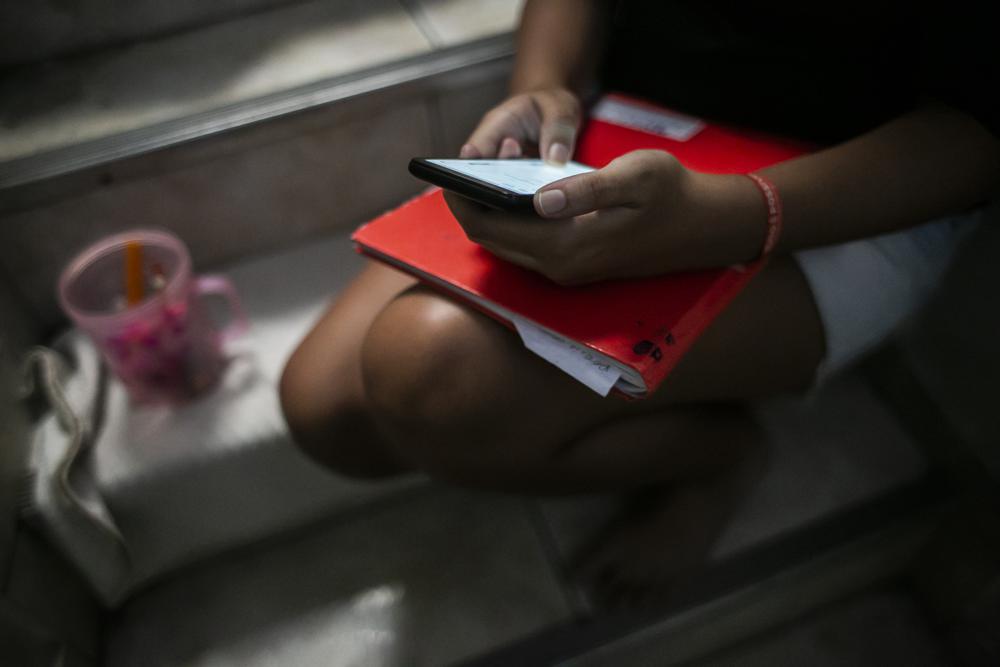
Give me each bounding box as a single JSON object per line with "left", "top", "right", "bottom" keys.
{"left": 427, "top": 159, "right": 594, "bottom": 195}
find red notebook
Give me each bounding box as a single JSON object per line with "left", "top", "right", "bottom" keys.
{"left": 353, "top": 94, "right": 810, "bottom": 398}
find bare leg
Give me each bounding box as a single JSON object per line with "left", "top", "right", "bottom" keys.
{"left": 358, "top": 257, "right": 822, "bottom": 488}
{"left": 356, "top": 257, "right": 822, "bottom": 603}
{"left": 283, "top": 257, "right": 823, "bottom": 604}
{"left": 280, "top": 261, "right": 417, "bottom": 477}
{"left": 284, "top": 250, "right": 820, "bottom": 483}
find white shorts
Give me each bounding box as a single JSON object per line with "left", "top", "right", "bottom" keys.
{"left": 794, "top": 210, "right": 981, "bottom": 384}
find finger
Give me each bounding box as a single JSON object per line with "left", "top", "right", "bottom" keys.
{"left": 535, "top": 92, "right": 581, "bottom": 165}
{"left": 534, "top": 159, "right": 637, "bottom": 218}
{"left": 497, "top": 137, "right": 523, "bottom": 159}
{"left": 462, "top": 99, "right": 538, "bottom": 159}
{"left": 459, "top": 143, "right": 481, "bottom": 158}
{"left": 462, "top": 116, "right": 507, "bottom": 159}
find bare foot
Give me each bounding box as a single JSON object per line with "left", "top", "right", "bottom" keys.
{"left": 574, "top": 445, "right": 767, "bottom": 609}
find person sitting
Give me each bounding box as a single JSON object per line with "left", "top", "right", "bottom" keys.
{"left": 279, "top": 0, "right": 999, "bottom": 605}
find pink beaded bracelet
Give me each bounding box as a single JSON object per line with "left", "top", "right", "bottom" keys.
{"left": 745, "top": 172, "right": 783, "bottom": 257}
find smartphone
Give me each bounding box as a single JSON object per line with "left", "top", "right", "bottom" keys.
{"left": 409, "top": 158, "right": 594, "bottom": 213}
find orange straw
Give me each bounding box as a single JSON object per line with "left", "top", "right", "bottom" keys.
{"left": 125, "top": 240, "right": 144, "bottom": 306}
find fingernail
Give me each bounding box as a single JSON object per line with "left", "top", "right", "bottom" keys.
{"left": 537, "top": 189, "right": 566, "bottom": 216}
{"left": 498, "top": 137, "right": 521, "bottom": 159}
{"left": 547, "top": 142, "right": 570, "bottom": 165}
{"left": 460, "top": 144, "right": 477, "bottom": 158}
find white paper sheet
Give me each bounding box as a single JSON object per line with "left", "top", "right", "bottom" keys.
{"left": 591, "top": 97, "right": 705, "bottom": 142}
{"left": 511, "top": 316, "right": 621, "bottom": 397}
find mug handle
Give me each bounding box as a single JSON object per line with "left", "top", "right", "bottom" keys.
{"left": 194, "top": 275, "right": 249, "bottom": 344}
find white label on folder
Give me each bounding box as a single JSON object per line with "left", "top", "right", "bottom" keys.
{"left": 591, "top": 96, "right": 705, "bottom": 141}
{"left": 511, "top": 316, "right": 622, "bottom": 397}
{"left": 427, "top": 159, "right": 594, "bottom": 195}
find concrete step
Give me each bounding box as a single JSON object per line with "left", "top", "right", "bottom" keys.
{"left": 0, "top": 2, "right": 519, "bottom": 331}
{"left": 0, "top": 0, "right": 522, "bottom": 168}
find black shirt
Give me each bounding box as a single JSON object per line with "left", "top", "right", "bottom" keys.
{"left": 602, "top": 1, "right": 999, "bottom": 143}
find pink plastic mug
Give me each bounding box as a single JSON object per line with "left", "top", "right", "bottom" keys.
{"left": 58, "top": 229, "right": 247, "bottom": 402}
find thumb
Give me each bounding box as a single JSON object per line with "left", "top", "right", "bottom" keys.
{"left": 536, "top": 92, "right": 581, "bottom": 165}
{"left": 534, "top": 159, "right": 637, "bottom": 218}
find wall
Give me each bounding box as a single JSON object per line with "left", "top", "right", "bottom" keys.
{"left": 0, "top": 0, "right": 303, "bottom": 67}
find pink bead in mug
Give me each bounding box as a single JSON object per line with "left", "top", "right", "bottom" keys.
{"left": 58, "top": 229, "right": 248, "bottom": 402}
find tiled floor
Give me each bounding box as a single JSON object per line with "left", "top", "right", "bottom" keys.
{"left": 0, "top": 0, "right": 522, "bottom": 162}
{"left": 106, "top": 488, "right": 571, "bottom": 667}
{"left": 104, "top": 359, "right": 931, "bottom": 665}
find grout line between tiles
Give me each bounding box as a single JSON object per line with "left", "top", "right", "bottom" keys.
{"left": 524, "top": 499, "right": 593, "bottom": 618}
{"left": 398, "top": 0, "right": 446, "bottom": 48}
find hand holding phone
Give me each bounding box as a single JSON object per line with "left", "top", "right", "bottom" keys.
{"left": 409, "top": 158, "right": 595, "bottom": 213}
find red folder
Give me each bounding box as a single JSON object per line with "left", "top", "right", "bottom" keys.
{"left": 352, "top": 94, "right": 810, "bottom": 398}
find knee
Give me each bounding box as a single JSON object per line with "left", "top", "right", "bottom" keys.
{"left": 279, "top": 340, "right": 336, "bottom": 452}
{"left": 279, "top": 343, "right": 397, "bottom": 480}
{"left": 359, "top": 289, "right": 507, "bottom": 470}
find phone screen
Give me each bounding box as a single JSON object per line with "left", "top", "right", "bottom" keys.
{"left": 425, "top": 159, "right": 594, "bottom": 195}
